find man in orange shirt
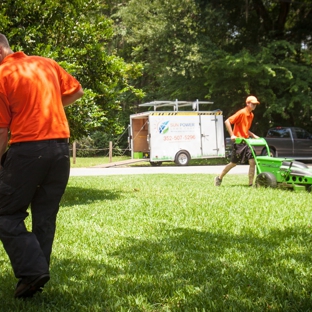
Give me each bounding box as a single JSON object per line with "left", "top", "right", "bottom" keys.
{"left": 214, "top": 96, "right": 260, "bottom": 187}
{"left": 0, "top": 34, "right": 83, "bottom": 298}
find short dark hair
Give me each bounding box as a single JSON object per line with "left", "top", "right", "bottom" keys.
{"left": 0, "top": 34, "right": 10, "bottom": 48}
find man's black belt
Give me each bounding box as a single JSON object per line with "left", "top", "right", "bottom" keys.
{"left": 10, "top": 138, "right": 69, "bottom": 145}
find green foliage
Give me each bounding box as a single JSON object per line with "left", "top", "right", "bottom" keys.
{"left": 1, "top": 0, "right": 312, "bottom": 143}
{"left": 65, "top": 89, "right": 105, "bottom": 141}
{"left": 113, "top": 0, "right": 312, "bottom": 134}
{"left": 73, "top": 136, "right": 98, "bottom": 157}
{"left": 90, "top": 130, "right": 127, "bottom": 156}
{"left": 205, "top": 40, "right": 312, "bottom": 135}
{"left": 73, "top": 129, "right": 130, "bottom": 157}
{"left": 113, "top": 0, "right": 214, "bottom": 101}
{"left": 0, "top": 0, "right": 144, "bottom": 140}
{"left": 1, "top": 174, "right": 312, "bottom": 310}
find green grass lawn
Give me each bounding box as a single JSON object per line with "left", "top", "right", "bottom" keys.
{"left": 70, "top": 156, "right": 131, "bottom": 168}
{"left": 1, "top": 174, "right": 312, "bottom": 311}
{"left": 70, "top": 156, "right": 228, "bottom": 168}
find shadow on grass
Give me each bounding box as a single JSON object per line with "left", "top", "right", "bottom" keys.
{"left": 107, "top": 225, "right": 312, "bottom": 311}
{"left": 1, "top": 225, "right": 312, "bottom": 311}
{"left": 60, "top": 186, "right": 122, "bottom": 207}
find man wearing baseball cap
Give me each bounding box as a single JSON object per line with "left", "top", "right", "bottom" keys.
{"left": 214, "top": 95, "right": 260, "bottom": 187}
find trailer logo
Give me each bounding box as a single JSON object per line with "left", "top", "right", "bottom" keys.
{"left": 158, "top": 121, "right": 170, "bottom": 134}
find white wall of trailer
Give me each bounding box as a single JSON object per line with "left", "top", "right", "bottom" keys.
{"left": 148, "top": 112, "right": 224, "bottom": 162}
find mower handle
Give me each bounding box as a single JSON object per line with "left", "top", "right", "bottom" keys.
{"left": 234, "top": 137, "right": 269, "bottom": 147}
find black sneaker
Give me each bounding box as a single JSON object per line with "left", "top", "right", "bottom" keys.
{"left": 14, "top": 274, "right": 50, "bottom": 299}
{"left": 214, "top": 176, "right": 222, "bottom": 186}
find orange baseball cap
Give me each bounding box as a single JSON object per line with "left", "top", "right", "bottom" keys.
{"left": 246, "top": 95, "right": 260, "bottom": 104}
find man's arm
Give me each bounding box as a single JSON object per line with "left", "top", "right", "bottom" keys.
{"left": 62, "top": 87, "right": 84, "bottom": 107}
{"left": 0, "top": 127, "right": 8, "bottom": 167}
{"left": 248, "top": 130, "right": 259, "bottom": 139}
{"left": 224, "top": 119, "right": 236, "bottom": 141}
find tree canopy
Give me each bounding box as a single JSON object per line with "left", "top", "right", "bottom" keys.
{"left": 114, "top": 0, "right": 312, "bottom": 135}
{"left": 1, "top": 0, "right": 311, "bottom": 139}
{"left": 0, "top": 0, "right": 143, "bottom": 140}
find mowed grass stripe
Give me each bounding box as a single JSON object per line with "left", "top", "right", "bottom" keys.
{"left": 1, "top": 174, "right": 311, "bottom": 311}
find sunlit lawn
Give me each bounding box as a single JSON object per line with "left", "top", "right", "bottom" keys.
{"left": 70, "top": 156, "right": 228, "bottom": 168}
{"left": 70, "top": 156, "right": 131, "bottom": 168}
{"left": 1, "top": 174, "right": 312, "bottom": 311}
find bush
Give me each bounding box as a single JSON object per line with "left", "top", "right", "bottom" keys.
{"left": 72, "top": 131, "right": 130, "bottom": 157}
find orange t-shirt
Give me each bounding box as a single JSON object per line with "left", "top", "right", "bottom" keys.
{"left": 0, "top": 52, "right": 81, "bottom": 143}
{"left": 228, "top": 107, "right": 254, "bottom": 138}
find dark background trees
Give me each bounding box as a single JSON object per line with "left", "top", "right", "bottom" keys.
{"left": 1, "top": 0, "right": 311, "bottom": 144}
{"left": 0, "top": 0, "right": 143, "bottom": 142}
{"left": 114, "top": 0, "right": 312, "bottom": 136}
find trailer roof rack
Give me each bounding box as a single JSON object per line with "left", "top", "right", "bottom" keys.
{"left": 138, "top": 99, "right": 213, "bottom": 111}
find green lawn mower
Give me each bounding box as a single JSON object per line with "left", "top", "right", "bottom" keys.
{"left": 235, "top": 137, "right": 312, "bottom": 192}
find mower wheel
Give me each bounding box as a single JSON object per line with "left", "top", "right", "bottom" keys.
{"left": 255, "top": 172, "right": 277, "bottom": 188}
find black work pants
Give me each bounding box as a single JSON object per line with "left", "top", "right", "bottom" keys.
{"left": 0, "top": 140, "right": 70, "bottom": 279}
{"left": 230, "top": 142, "right": 254, "bottom": 164}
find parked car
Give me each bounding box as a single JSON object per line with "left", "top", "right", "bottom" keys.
{"left": 225, "top": 126, "right": 312, "bottom": 162}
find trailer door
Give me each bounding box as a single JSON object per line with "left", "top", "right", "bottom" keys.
{"left": 200, "top": 113, "right": 225, "bottom": 157}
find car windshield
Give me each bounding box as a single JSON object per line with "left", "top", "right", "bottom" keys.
{"left": 267, "top": 128, "right": 291, "bottom": 138}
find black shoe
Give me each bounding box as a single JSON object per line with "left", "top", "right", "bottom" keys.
{"left": 14, "top": 274, "right": 50, "bottom": 299}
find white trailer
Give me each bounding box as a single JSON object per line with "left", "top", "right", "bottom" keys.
{"left": 129, "top": 100, "right": 225, "bottom": 166}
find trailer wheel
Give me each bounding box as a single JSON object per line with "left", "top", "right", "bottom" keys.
{"left": 150, "top": 161, "right": 162, "bottom": 166}
{"left": 255, "top": 172, "right": 277, "bottom": 188}
{"left": 306, "top": 185, "right": 312, "bottom": 193}
{"left": 174, "top": 150, "right": 190, "bottom": 166}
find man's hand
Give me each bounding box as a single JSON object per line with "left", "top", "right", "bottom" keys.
{"left": 230, "top": 134, "right": 237, "bottom": 142}
{"left": 248, "top": 131, "right": 259, "bottom": 139}
{"left": 0, "top": 127, "right": 8, "bottom": 167}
